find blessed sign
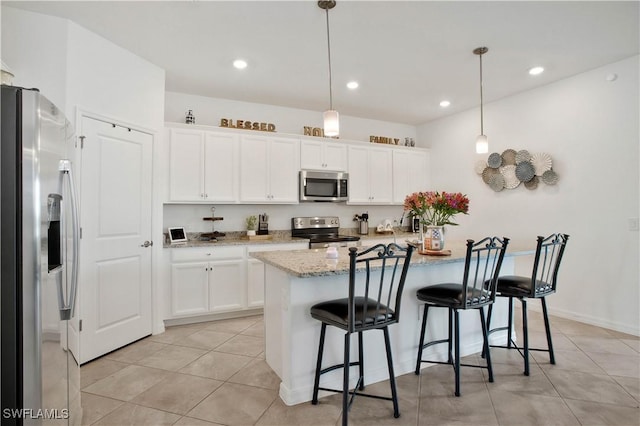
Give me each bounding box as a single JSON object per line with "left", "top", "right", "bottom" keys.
{"left": 220, "top": 118, "right": 276, "bottom": 132}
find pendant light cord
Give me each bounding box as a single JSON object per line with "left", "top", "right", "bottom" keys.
{"left": 325, "top": 7, "right": 333, "bottom": 111}
{"left": 479, "top": 52, "right": 484, "bottom": 135}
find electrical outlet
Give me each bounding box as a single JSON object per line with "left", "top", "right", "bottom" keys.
{"left": 629, "top": 217, "right": 639, "bottom": 231}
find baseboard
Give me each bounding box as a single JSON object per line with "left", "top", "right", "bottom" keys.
{"left": 163, "top": 308, "right": 263, "bottom": 327}
{"left": 523, "top": 304, "right": 639, "bottom": 337}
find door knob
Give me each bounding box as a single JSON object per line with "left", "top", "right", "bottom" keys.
{"left": 140, "top": 240, "right": 153, "bottom": 248}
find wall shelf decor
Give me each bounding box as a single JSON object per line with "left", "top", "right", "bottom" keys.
{"left": 477, "top": 149, "right": 559, "bottom": 192}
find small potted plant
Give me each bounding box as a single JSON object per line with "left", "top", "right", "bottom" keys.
{"left": 246, "top": 215, "right": 257, "bottom": 236}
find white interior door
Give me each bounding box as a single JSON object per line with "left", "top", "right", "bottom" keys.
{"left": 78, "top": 117, "right": 153, "bottom": 363}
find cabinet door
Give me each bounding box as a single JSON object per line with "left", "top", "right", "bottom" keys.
{"left": 368, "top": 147, "right": 393, "bottom": 204}
{"left": 204, "top": 132, "right": 239, "bottom": 202}
{"left": 247, "top": 258, "right": 265, "bottom": 308}
{"left": 347, "top": 145, "right": 371, "bottom": 204}
{"left": 392, "top": 149, "right": 410, "bottom": 204}
{"left": 209, "top": 260, "right": 245, "bottom": 312}
{"left": 268, "top": 137, "right": 300, "bottom": 203}
{"left": 239, "top": 135, "right": 270, "bottom": 202}
{"left": 169, "top": 129, "right": 205, "bottom": 201}
{"left": 300, "top": 139, "right": 324, "bottom": 170}
{"left": 323, "top": 142, "right": 347, "bottom": 171}
{"left": 407, "top": 150, "right": 430, "bottom": 195}
{"left": 171, "top": 262, "right": 209, "bottom": 316}
{"left": 393, "top": 149, "right": 430, "bottom": 204}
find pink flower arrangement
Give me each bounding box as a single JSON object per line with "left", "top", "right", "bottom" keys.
{"left": 403, "top": 191, "right": 470, "bottom": 226}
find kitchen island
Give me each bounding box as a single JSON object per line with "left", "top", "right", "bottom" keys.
{"left": 251, "top": 240, "right": 534, "bottom": 406}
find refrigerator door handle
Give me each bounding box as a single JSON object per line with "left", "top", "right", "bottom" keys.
{"left": 57, "top": 160, "right": 80, "bottom": 320}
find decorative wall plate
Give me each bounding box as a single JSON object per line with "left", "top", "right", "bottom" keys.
{"left": 531, "top": 152, "right": 553, "bottom": 176}
{"left": 482, "top": 167, "right": 500, "bottom": 184}
{"left": 515, "top": 149, "right": 531, "bottom": 164}
{"left": 501, "top": 149, "right": 517, "bottom": 165}
{"left": 487, "top": 152, "right": 502, "bottom": 168}
{"left": 500, "top": 165, "right": 520, "bottom": 189}
{"left": 541, "top": 169, "right": 559, "bottom": 185}
{"left": 524, "top": 175, "right": 539, "bottom": 190}
{"left": 475, "top": 159, "right": 487, "bottom": 175}
{"left": 488, "top": 174, "right": 505, "bottom": 191}
{"left": 515, "top": 161, "right": 535, "bottom": 182}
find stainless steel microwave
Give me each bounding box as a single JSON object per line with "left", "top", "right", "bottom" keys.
{"left": 299, "top": 170, "right": 348, "bottom": 202}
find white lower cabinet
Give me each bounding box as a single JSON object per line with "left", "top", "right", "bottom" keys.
{"left": 170, "top": 262, "right": 209, "bottom": 316}
{"left": 167, "top": 242, "right": 307, "bottom": 320}
{"left": 246, "top": 243, "right": 308, "bottom": 309}
{"left": 247, "top": 258, "right": 266, "bottom": 308}
{"left": 169, "top": 247, "right": 245, "bottom": 317}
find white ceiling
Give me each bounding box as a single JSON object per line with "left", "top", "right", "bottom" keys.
{"left": 5, "top": 1, "right": 639, "bottom": 125}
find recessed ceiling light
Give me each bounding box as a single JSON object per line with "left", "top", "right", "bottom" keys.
{"left": 439, "top": 100, "right": 451, "bottom": 107}
{"left": 346, "top": 81, "right": 359, "bottom": 90}
{"left": 529, "top": 66, "right": 544, "bottom": 76}
{"left": 233, "top": 59, "right": 248, "bottom": 70}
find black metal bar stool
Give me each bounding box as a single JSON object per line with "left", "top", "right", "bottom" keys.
{"left": 310, "top": 243, "right": 414, "bottom": 426}
{"left": 414, "top": 237, "right": 509, "bottom": 396}
{"left": 485, "top": 233, "right": 569, "bottom": 376}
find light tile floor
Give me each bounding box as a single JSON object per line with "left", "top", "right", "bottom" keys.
{"left": 81, "top": 309, "right": 639, "bottom": 425}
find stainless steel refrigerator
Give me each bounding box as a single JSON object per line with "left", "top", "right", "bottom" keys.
{"left": 1, "top": 86, "right": 81, "bottom": 425}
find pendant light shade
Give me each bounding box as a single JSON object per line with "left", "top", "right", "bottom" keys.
{"left": 323, "top": 110, "right": 340, "bottom": 137}
{"left": 319, "top": 1, "right": 339, "bottom": 137}
{"left": 474, "top": 47, "right": 489, "bottom": 154}
{"left": 475, "top": 134, "right": 488, "bottom": 154}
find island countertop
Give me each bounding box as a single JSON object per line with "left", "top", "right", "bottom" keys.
{"left": 250, "top": 240, "right": 533, "bottom": 278}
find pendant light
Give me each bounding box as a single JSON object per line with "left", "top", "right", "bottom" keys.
{"left": 319, "top": 0, "right": 339, "bottom": 137}
{"left": 474, "top": 47, "right": 489, "bottom": 154}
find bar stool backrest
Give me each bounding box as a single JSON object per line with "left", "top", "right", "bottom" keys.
{"left": 463, "top": 237, "right": 510, "bottom": 309}
{"left": 530, "top": 233, "right": 570, "bottom": 297}
{"left": 347, "top": 243, "right": 414, "bottom": 333}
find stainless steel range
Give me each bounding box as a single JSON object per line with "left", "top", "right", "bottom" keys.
{"left": 292, "top": 216, "right": 361, "bottom": 249}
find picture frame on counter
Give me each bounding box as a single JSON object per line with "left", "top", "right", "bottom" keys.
{"left": 168, "top": 227, "right": 188, "bottom": 244}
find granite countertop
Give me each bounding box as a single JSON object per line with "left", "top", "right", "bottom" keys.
{"left": 163, "top": 228, "right": 419, "bottom": 249}
{"left": 163, "top": 230, "right": 309, "bottom": 248}
{"left": 250, "top": 241, "right": 534, "bottom": 278}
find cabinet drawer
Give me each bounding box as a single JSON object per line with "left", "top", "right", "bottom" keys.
{"left": 171, "top": 246, "right": 244, "bottom": 262}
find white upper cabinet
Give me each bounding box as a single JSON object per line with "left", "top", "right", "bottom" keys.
{"left": 239, "top": 135, "right": 300, "bottom": 203}
{"left": 300, "top": 138, "right": 347, "bottom": 171}
{"left": 392, "top": 148, "right": 430, "bottom": 204}
{"left": 168, "top": 128, "right": 238, "bottom": 202}
{"left": 169, "top": 128, "right": 205, "bottom": 201}
{"left": 347, "top": 145, "right": 393, "bottom": 204}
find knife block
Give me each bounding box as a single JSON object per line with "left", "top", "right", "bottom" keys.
{"left": 258, "top": 218, "right": 269, "bottom": 235}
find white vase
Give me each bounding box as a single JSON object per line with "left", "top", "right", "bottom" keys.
{"left": 247, "top": 230, "right": 256, "bottom": 236}
{"left": 424, "top": 225, "right": 445, "bottom": 251}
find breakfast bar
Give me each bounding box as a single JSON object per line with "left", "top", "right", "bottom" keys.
{"left": 251, "top": 241, "right": 534, "bottom": 406}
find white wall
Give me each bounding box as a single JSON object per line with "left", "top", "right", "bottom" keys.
{"left": 417, "top": 56, "right": 640, "bottom": 335}
{"left": 65, "top": 22, "right": 165, "bottom": 131}
{"left": 1, "top": 6, "right": 166, "bottom": 131}
{"left": 1, "top": 6, "right": 69, "bottom": 109}
{"left": 165, "top": 91, "right": 417, "bottom": 144}
{"left": 163, "top": 203, "right": 407, "bottom": 236}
